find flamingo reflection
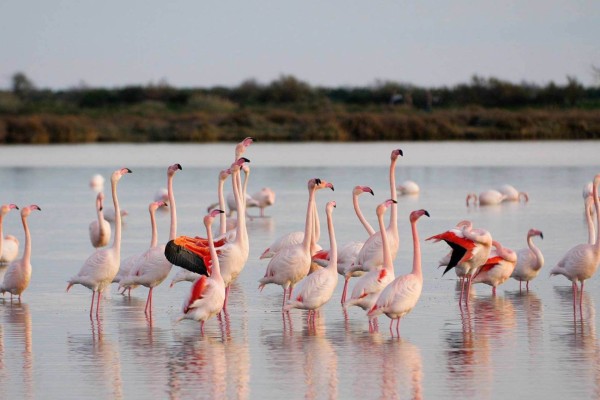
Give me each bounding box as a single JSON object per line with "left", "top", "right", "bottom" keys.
{"left": 1, "top": 303, "right": 34, "bottom": 399}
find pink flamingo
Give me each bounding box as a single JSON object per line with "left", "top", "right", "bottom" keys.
{"left": 344, "top": 199, "right": 398, "bottom": 325}
{"left": 118, "top": 163, "right": 181, "bottom": 314}
{"left": 397, "top": 180, "right": 420, "bottom": 195}
{"left": 177, "top": 209, "right": 226, "bottom": 334}
{"left": 498, "top": 184, "right": 529, "bottom": 203}
{"left": 348, "top": 149, "right": 403, "bottom": 275}
{"left": 89, "top": 192, "right": 111, "bottom": 248}
{"left": 584, "top": 195, "right": 596, "bottom": 244}
{"left": 0, "top": 203, "right": 19, "bottom": 264}
{"left": 510, "top": 229, "right": 544, "bottom": 291}
{"left": 550, "top": 173, "right": 600, "bottom": 317}
{"left": 0, "top": 205, "right": 40, "bottom": 301}
{"left": 466, "top": 190, "right": 507, "bottom": 206}
{"left": 284, "top": 201, "right": 338, "bottom": 323}
{"left": 252, "top": 187, "right": 276, "bottom": 217}
{"left": 427, "top": 220, "right": 492, "bottom": 303}
{"left": 67, "top": 168, "right": 132, "bottom": 317}
{"left": 259, "top": 178, "right": 334, "bottom": 308}
{"left": 472, "top": 241, "right": 517, "bottom": 295}
{"left": 368, "top": 209, "right": 429, "bottom": 336}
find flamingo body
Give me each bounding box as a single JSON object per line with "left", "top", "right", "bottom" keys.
{"left": 510, "top": 229, "right": 544, "bottom": 288}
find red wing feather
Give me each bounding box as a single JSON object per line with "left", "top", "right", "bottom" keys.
{"left": 184, "top": 276, "right": 208, "bottom": 313}
{"left": 428, "top": 231, "right": 475, "bottom": 251}
{"left": 312, "top": 250, "right": 329, "bottom": 261}
{"left": 473, "top": 256, "right": 503, "bottom": 278}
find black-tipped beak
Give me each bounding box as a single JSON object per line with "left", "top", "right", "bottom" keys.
{"left": 424, "top": 210, "right": 430, "bottom": 217}
{"left": 540, "top": 232, "right": 544, "bottom": 239}
{"left": 240, "top": 157, "right": 250, "bottom": 163}
{"left": 218, "top": 209, "right": 225, "bottom": 214}
{"left": 33, "top": 205, "right": 41, "bottom": 211}
{"left": 369, "top": 189, "right": 374, "bottom": 195}
{"left": 398, "top": 149, "right": 403, "bottom": 156}
{"left": 392, "top": 199, "right": 398, "bottom": 203}
{"left": 176, "top": 164, "right": 182, "bottom": 170}
{"left": 329, "top": 185, "right": 335, "bottom": 191}
{"left": 125, "top": 168, "right": 132, "bottom": 173}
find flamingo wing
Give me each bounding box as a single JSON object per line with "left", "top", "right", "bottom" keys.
{"left": 164, "top": 237, "right": 210, "bottom": 276}
{"left": 374, "top": 274, "right": 422, "bottom": 314}
{"left": 184, "top": 276, "right": 209, "bottom": 313}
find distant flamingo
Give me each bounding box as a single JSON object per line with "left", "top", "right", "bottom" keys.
{"left": 0, "top": 203, "right": 19, "bottom": 264}
{"left": 510, "top": 229, "right": 544, "bottom": 291}
{"left": 368, "top": 209, "right": 429, "bottom": 336}
{"left": 177, "top": 209, "right": 226, "bottom": 334}
{"left": 259, "top": 178, "right": 334, "bottom": 308}
{"left": 0, "top": 205, "right": 40, "bottom": 301}
{"left": 104, "top": 208, "right": 129, "bottom": 223}
{"left": 344, "top": 199, "right": 397, "bottom": 322}
{"left": 67, "top": 168, "right": 132, "bottom": 317}
{"left": 284, "top": 201, "right": 339, "bottom": 323}
{"left": 89, "top": 173, "right": 105, "bottom": 193}
{"left": 466, "top": 190, "right": 506, "bottom": 206}
{"left": 349, "top": 149, "right": 403, "bottom": 275}
{"left": 252, "top": 187, "right": 276, "bottom": 217}
{"left": 472, "top": 241, "right": 517, "bottom": 295}
{"left": 550, "top": 173, "right": 600, "bottom": 317}
{"left": 427, "top": 220, "right": 493, "bottom": 303}
{"left": 498, "top": 184, "right": 529, "bottom": 203}
{"left": 89, "top": 192, "right": 111, "bottom": 248}
{"left": 397, "top": 180, "right": 420, "bottom": 195}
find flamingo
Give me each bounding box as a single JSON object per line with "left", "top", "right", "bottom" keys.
{"left": 510, "top": 229, "right": 544, "bottom": 291}
{"left": 259, "top": 178, "right": 334, "bottom": 308}
{"left": 347, "top": 149, "right": 403, "bottom": 275}
{"left": 367, "top": 209, "right": 429, "bottom": 336}
{"left": 466, "top": 190, "right": 507, "bottom": 206}
{"left": 397, "top": 180, "right": 420, "bottom": 195}
{"left": 0, "top": 203, "right": 19, "bottom": 264}
{"left": 104, "top": 208, "right": 129, "bottom": 223}
{"left": 471, "top": 241, "right": 517, "bottom": 295}
{"left": 89, "top": 173, "right": 105, "bottom": 193}
{"left": 0, "top": 205, "right": 40, "bottom": 301}
{"left": 498, "top": 184, "right": 529, "bottom": 203}
{"left": 344, "top": 199, "right": 398, "bottom": 320}
{"left": 550, "top": 173, "right": 600, "bottom": 316}
{"left": 284, "top": 201, "right": 339, "bottom": 323}
{"left": 252, "top": 187, "right": 276, "bottom": 217}
{"left": 427, "top": 220, "right": 493, "bottom": 303}
{"left": 89, "top": 192, "right": 111, "bottom": 248}
{"left": 67, "top": 167, "right": 132, "bottom": 317}
{"left": 118, "top": 163, "right": 181, "bottom": 314}
{"left": 177, "top": 209, "right": 226, "bottom": 334}
{"left": 584, "top": 195, "right": 596, "bottom": 244}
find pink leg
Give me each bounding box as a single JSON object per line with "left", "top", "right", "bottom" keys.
{"left": 341, "top": 277, "right": 349, "bottom": 304}
{"left": 223, "top": 286, "right": 230, "bottom": 311}
{"left": 200, "top": 321, "right": 205, "bottom": 335}
{"left": 389, "top": 319, "right": 394, "bottom": 336}
{"left": 288, "top": 286, "right": 293, "bottom": 300}
{"left": 144, "top": 288, "right": 153, "bottom": 314}
{"left": 90, "top": 291, "right": 96, "bottom": 317}
{"left": 96, "top": 291, "right": 102, "bottom": 317}
{"left": 572, "top": 281, "right": 578, "bottom": 317}
{"left": 282, "top": 288, "right": 287, "bottom": 310}
{"left": 519, "top": 281, "right": 522, "bottom": 293}
{"left": 580, "top": 281, "right": 585, "bottom": 318}
{"left": 492, "top": 287, "right": 496, "bottom": 296}
{"left": 526, "top": 281, "right": 530, "bottom": 291}
{"left": 459, "top": 277, "right": 466, "bottom": 303}
{"left": 396, "top": 319, "right": 401, "bottom": 337}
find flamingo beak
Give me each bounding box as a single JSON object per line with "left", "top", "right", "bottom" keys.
{"left": 539, "top": 232, "right": 544, "bottom": 239}
{"left": 423, "top": 210, "right": 430, "bottom": 217}
{"left": 9, "top": 204, "right": 18, "bottom": 210}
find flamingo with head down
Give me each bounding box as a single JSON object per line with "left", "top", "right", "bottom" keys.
{"left": 466, "top": 190, "right": 507, "bottom": 206}
{"left": 510, "top": 229, "right": 544, "bottom": 291}
{"left": 89, "top": 192, "right": 111, "bottom": 248}
{"left": 0, "top": 203, "right": 19, "bottom": 265}
{"left": 498, "top": 184, "right": 529, "bottom": 203}
{"left": 472, "top": 240, "right": 517, "bottom": 295}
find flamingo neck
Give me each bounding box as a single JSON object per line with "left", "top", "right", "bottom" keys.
{"left": 111, "top": 178, "right": 122, "bottom": 253}
{"left": 388, "top": 158, "right": 398, "bottom": 236}
{"left": 586, "top": 199, "right": 596, "bottom": 244}
{"left": 206, "top": 221, "right": 222, "bottom": 281}
{"left": 311, "top": 199, "right": 320, "bottom": 251}
{"left": 218, "top": 178, "right": 227, "bottom": 236}
{"left": 241, "top": 169, "right": 249, "bottom": 209}
{"left": 410, "top": 219, "right": 422, "bottom": 279}
{"left": 353, "top": 193, "right": 375, "bottom": 236}
{"left": 232, "top": 169, "right": 247, "bottom": 247}
{"left": 0, "top": 214, "right": 4, "bottom": 257}
{"left": 168, "top": 173, "right": 177, "bottom": 241}
{"left": 21, "top": 214, "right": 31, "bottom": 265}
{"left": 593, "top": 177, "right": 600, "bottom": 252}
{"left": 378, "top": 212, "right": 392, "bottom": 271}
{"left": 527, "top": 235, "right": 544, "bottom": 271}
{"left": 326, "top": 210, "right": 337, "bottom": 271}
{"left": 149, "top": 208, "right": 158, "bottom": 248}
{"left": 302, "top": 188, "right": 316, "bottom": 253}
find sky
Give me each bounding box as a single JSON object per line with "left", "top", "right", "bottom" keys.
{"left": 1, "top": 0, "right": 599, "bottom": 90}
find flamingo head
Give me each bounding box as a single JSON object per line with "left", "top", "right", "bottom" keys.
{"left": 493, "top": 240, "right": 517, "bottom": 262}
{"left": 0, "top": 203, "right": 19, "bottom": 216}
{"left": 391, "top": 148, "right": 403, "bottom": 161}
{"left": 353, "top": 185, "right": 374, "bottom": 196}
{"left": 205, "top": 209, "right": 225, "bottom": 227}
{"left": 89, "top": 174, "right": 105, "bottom": 193}
{"left": 231, "top": 157, "right": 250, "bottom": 172}
{"left": 168, "top": 163, "right": 182, "bottom": 176}
{"left": 219, "top": 168, "right": 231, "bottom": 181}
{"left": 456, "top": 220, "right": 472, "bottom": 230}
{"left": 326, "top": 201, "right": 336, "bottom": 214}
{"left": 410, "top": 209, "right": 430, "bottom": 222}
{"left": 376, "top": 199, "right": 397, "bottom": 216}
{"left": 150, "top": 201, "right": 168, "bottom": 213}
{"left": 112, "top": 167, "right": 132, "bottom": 182}
{"left": 22, "top": 204, "right": 41, "bottom": 217}
{"left": 527, "top": 229, "right": 543, "bottom": 240}
{"left": 96, "top": 192, "right": 105, "bottom": 211}
{"left": 593, "top": 174, "right": 600, "bottom": 189}
{"left": 235, "top": 137, "right": 254, "bottom": 158}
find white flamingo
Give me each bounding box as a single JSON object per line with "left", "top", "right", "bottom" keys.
{"left": 177, "top": 209, "right": 226, "bottom": 334}
{"left": 259, "top": 178, "right": 333, "bottom": 308}
{"left": 397, "top": 180, "right": 420, "bottom": 195}
{"left": 466, "top": 190, "right": 507, "bottom": 206}
{"left": 67, "top": 168, "right": 132, "bottom": 317}
{"left": 89, "top": 173, "right": 105, "bottom": 193}
{"left": 252, "top": 187, "right": 276, "bottom": 217}
{"left": 344, "top": 199, "right": 398, "bottom": 320}
{"left": 472, "top": 241, "right": 517, "bottom": 295}
{"left": 284, "top": 201, "right": 338, "bottom": 323}
{"left": 0, "top": 205, "right": 40, "bottom": 301}
{"left": 550, "top": 173, "right": 600, "bottom": 317}
{"left": 510, "top": 229, "right": 544, "bottom": 291}
{"left": 0, "top": 203, "right": 19, "bottom": 264}
{"left": 368, "top": 209, "right": 429, "bottom": 336}
{"left": 498, "top": 184, "right": 529, "bottom": 202}
{"left": 89, "top": 192, "right": 111, "bottom": 248}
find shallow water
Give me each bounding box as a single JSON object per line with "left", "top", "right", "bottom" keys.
{"left": 1, "top": 141, "right": 599, "bottom": 399}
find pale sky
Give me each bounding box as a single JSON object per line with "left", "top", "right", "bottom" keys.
{"left": 1, "top": 0, "right": 599, "bottom": 90}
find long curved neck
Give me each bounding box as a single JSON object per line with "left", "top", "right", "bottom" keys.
{"left": 353, "top": 194, "right": 375, "bottom": 236}
{"left": 326, "top": 210, "right": 337, "bottom": 271}
{"left": 311, "top": 200, "right": 320, "bottom": 251}
{"left": 0, "top": 214, "right": 4, "bottom": 256}
{"left": 527, "top": 236, "right": 544, "bottom": 270}
{"left": 594, "top": 179, "right": 600, "bottom": 251}
{"left": 378, "top": 212, "right": 392, "bottom": 271}
{"left": 168, "top": 173, "right": 177, "bottom": 241}
{"left": 388, "top": 158, "right": 398, "bottom": 235}
{"left": 242, "top": 170, "right": 249, "bottom": 208}
{"left": 302, "top": 188, "right": 316, "bottom": 253}
{"left": 206, "top": 221, "right": 221, "bottom": 280}
{"left": 586, "top": 199, "right": 596, "bottom": 244}
{"left": 150, "top": 209, "right": 158, "bottom": 247}
{"left": 410, "top": 219, "right": 422, "bottom": 279}
{"left": 218, "top": 178, "right": 227, "bottom": 236}
{"left": 22, "top": 214, "right": 31, "bottom": 265}
{"left": 232, "top": 169, "right": 247, "bottom": 246}
{"left": 111, "top": 178, "right": 122, "bottom": 253}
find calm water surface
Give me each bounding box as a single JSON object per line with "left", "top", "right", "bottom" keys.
{"left": 1, "top": 142, "right": 599, "bottom": 399}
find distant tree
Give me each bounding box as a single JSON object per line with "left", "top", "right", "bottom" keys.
{"left": 592, "top": 65, "right": 600, "bottom": 86}
{"left": 12, "top": 72, "right": 35, "bottom": 98}
{"left": 564, "top": 75, "right": 584, "bottom": 106}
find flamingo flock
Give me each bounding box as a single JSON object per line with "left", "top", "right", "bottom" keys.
{"left": 2, "top": 139, "right": 599, "bottom": 337}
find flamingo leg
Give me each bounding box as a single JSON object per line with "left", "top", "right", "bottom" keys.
{"left": 90, "top": 291, "right": 96, "bottom": 317}
{"left": 200, "top": 320, "right": 205, "bottom": 335}
{"left": 459, "top": 277, "right": 466, "bottom": 303}
{"left": 341, "top": 277, "right": 349, "bottom": 304}
{"left": 389, "top": 319, "right": 394, "bottom": 336}
{"left": 396, "top": 319, "right": 401, "bottom": 337}
{"left": 492, "top": 287, "right": 497, "bottom": 296}
{"left": 282, "top": 287, "right": 287, "bottom": 309}
{"left": 519, "top": 281, "right": 522, "bottom": 293}
{"left": 223, "top": 286, "right": 230, "bottom": 311}
{"left": 579, "top": 281, "right": 585, "bottom": 319}
{"left": 526, "top": 281, "right": 530, "bottom": 291}
{"left": 572, "top": 281, "right": 578, "bottom": 317}
{"left": 96, "top": 291, "right": 102, "bottom": 317}
{"left": 144, "top": 288, "right": 153, "bottom": 314}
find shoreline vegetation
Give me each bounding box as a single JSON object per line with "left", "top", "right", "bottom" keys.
{"left": 1, "top": 73, "right": 599, "bottom": 143}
